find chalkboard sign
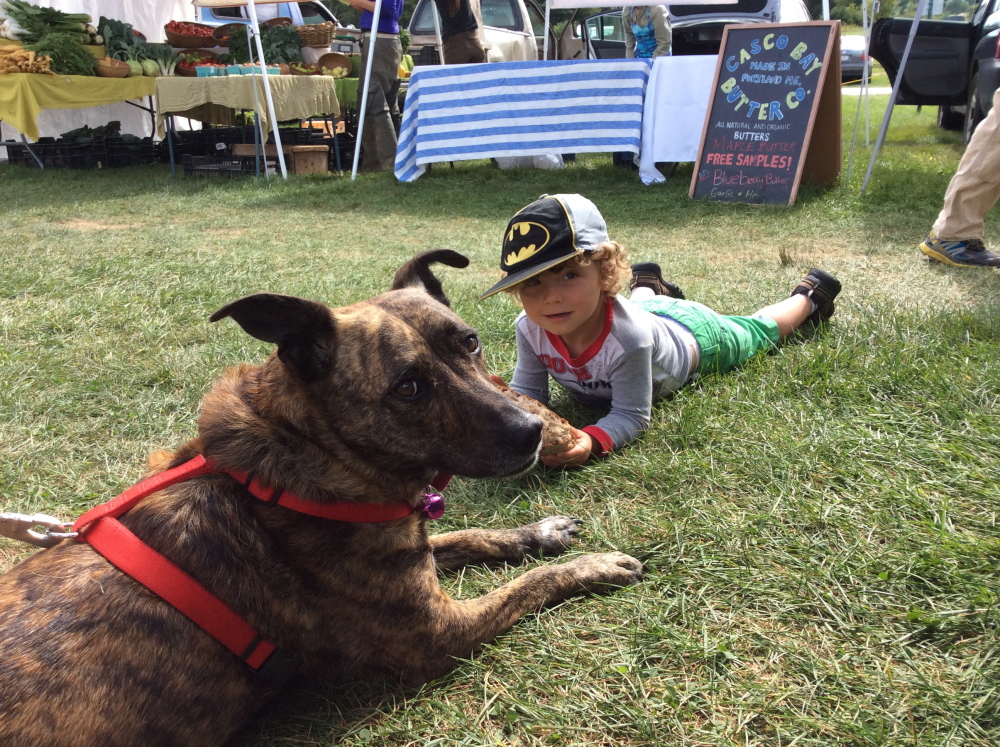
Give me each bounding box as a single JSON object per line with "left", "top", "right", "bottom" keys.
{"left": 689, "top": 21, "right": 841, "bottom": 206}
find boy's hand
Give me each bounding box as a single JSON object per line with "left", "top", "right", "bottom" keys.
{"left": 541, "top": 427, "right": 594, "bottom": 468}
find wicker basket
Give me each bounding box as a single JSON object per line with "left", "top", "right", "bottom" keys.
{"left": 165, "top": 23, "right": 219, "bottom": 48}
{"left": 317, "top": 52, "right": 352, "bottom": 76}
{"left": 211, "top": 23, "right": 244, "bottom": 45}
{"left": 175, "top": 49, "right": 218, "bottom": 77}
{"left": 295, "top": 22, "right": 336, "bottom": 48}
{"left": 289, "top": 63, "right": 320, "bottom": 75}
{"left": 95, "top": 58, "right": 130, "bottom": 78}
{"left": 265, "top": 17, "right": 294, "bottom": 28}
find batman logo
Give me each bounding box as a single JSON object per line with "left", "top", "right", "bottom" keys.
{"left": 504, "top": 222, "right": 550, "bottom": 266}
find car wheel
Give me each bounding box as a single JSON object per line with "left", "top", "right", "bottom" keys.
{"left": 964, "top": 74, "right": 985, "bottom": 144}
{"left": 937, "top": 105, "right": 963, "bottom": 131}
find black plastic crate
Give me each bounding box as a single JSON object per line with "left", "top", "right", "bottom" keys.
{"left": 181, "top": 154, "right": 278, "bottom": 178}
{"left": 2, "top": 140, "right": 37, "bottom": 167}
{"left": 104, "top": 137, "right": 157, "bottom": 168}
{"left": 2, "top": 138, "right": 104, "bottom": 169}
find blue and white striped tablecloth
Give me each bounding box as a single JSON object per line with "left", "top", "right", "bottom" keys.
{"left": 394, "top": 59, "right": 652, "bottom": 182}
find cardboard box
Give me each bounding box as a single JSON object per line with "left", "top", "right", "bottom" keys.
{"left": 230, "top": 143, "right": 329, "bottom": 175}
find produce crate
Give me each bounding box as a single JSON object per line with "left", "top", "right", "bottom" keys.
{"left": 158, "top": 127, "right": 258, "bottom": 163}
{"left": 104, "top": 137, "right": 158, "bottom": 168}
{"left": 230, "top": 143, "right": 329, "bottom": 175}
{"left": 3, "top": 139, "right": 104, "bottom": 169}
{"left": 181, "top": 154, "right": 278, "bottom": 178}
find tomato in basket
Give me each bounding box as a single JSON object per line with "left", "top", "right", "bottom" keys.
{"left": 166, "top": 20, "right": 214, "bottom": 37}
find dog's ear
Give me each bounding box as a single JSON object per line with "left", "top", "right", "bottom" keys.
{"left": 210, "top": 294, "right": 336, "bottom": 383}
{"left": 392, "top": 249, "right": 469, "bottom": 308}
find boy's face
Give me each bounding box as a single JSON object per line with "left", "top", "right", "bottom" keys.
{"left": 515, "top": 259, "right": 608, "bottom": 340}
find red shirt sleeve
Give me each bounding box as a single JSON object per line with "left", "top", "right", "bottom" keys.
{"left": 582, "top": 425, "right": 613, "bottom": 457}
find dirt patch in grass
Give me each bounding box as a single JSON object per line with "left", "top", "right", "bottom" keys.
{"left": 57, "top": 220, "right": 133, "bottom": 232}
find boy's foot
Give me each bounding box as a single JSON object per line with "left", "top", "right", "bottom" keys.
{"left": 791, "top": 268, "right": 841, "bottom": 325}
{"left": 919, "top": 232, "right": 1000, "bottom": 267}
{"left": 630, "top": 262, "right": 685, "bottom": 299}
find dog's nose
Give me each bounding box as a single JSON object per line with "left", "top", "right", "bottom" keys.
{"left": 508, "top": 412, "right": 543, "bottom": 454}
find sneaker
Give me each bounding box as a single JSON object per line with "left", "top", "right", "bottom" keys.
{"left": 630, "top": 262, "right": 685, "bottom": 299}
{"left": 791, "top": 268, "right": 842, "bottom": 325}
{"left": 919, "top": 232, "right": 1000, "bottom": 267}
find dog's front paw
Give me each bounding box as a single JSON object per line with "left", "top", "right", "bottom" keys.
{"left": 565, "top": 552, "right": 643, "bottom": 593}
{"left": 523, "top": 515, "right": 582, "bottom": 555}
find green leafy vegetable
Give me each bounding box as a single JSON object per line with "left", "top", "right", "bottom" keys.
{"left": 27, "top": 31, "right": 95, "bottom": 76}
{"left": 98, "top": 15, "right": 150, "bottom": 63}
{"left": 228, "top": 23, "right": 302, "bottom": 65}
{"left": 147, "top": 43, "right": 179, "bottom": 76}
{"left": 1, "top": 0, "right": 90, "bottom": 44}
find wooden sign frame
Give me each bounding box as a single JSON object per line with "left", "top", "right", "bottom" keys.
{"left": 688, "top": 21, "right": 842, "bottom": 206}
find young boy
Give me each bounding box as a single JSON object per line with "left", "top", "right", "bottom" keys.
{"left": 479, "top": 193, "right": 842, "bottom": 468}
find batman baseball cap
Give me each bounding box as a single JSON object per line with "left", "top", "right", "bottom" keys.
{"left": 479, "top": 193, "right": 610, "bottom": 299}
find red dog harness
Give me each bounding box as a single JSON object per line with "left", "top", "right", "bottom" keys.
{"left": 71, "top": 454, "right": 448, "bottom": 688}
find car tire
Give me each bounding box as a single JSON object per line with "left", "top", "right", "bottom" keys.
{"left": 964, "top": 74, "right": 985, "bottom": 145}
{"left": 937, "top": 105, "right": 963, "bottom": 131}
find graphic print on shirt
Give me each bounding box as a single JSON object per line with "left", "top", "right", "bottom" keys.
{"left": 528, "top": 326, "right": 625, "bottom": 401}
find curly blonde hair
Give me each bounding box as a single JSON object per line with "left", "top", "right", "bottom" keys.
{"left": 503, "top": 241, "right": 632, "bottom": 302}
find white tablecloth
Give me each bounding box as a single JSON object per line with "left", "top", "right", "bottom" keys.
{"left": 639, "top": 55, "right": 717, "bottom": 185}
{"left": 395, "top": 59, "right": 652, "bottom": 182}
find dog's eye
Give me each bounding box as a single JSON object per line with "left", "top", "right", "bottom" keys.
{"left": 465, "top": 335, "right": 480, "bottom": 354}
{"left": 394, "top": 379, "right": 420, "bottom": 398}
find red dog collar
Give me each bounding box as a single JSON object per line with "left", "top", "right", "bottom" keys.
{"left": 70, "top": 454, "right": 447, "bottom": 689}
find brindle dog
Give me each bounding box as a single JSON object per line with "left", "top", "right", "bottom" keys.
{"left": 0, "top": 250, "right": 642, "bottom": 747}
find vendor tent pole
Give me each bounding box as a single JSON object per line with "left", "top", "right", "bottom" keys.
{"left": 351, "top": 0, "right": 385, "bottom": 180}
{"left": 246, "top": 23, "right": 270, "bottom": 179}
{"left": 542, "top": 1, "right": 551, "bottom": 61}
{"left": 245, "top": 0, "right": 289, "bottom": 179}
{"left": 432, "top": 4, "right": 444, "bottom": 63}
{"left": 844, "top": 0, "right": 871, "bottom": 188}
{"left": 861, "top": 0, "right": 928, "bottom": 195}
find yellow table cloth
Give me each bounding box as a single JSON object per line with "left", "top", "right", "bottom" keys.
{"left": 155, "top": 75, "right": 341, "bottom": 137}
{"left": 0, "top": 74, "right": 155, "bottom": 141}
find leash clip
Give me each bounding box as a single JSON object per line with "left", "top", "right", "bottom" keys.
{"left": 0, "top": 512, "right": 77, "bottom": 548}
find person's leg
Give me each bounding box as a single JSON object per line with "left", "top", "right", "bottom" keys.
{"left": 933, "top": 87, "right": 1000, "bottom": 240}
{"left": 360, "top": 36, "right": 402, "bottom": 172}
{"left": 756, "top": 268, "right": 841, "bottom": 338}
{"left": 921, "top": 87, "right": 1000, "bottom": 267}
{"left": 629, "top": 262, "right": 685, "bottom": 299}
{"left": 754, "top": 295, "right": 812, "bottom": 339}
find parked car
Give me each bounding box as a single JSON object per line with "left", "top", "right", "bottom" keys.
{"left": 558, "top": 0, "right": 812, "bottom": 60}
{"left": 840, "top": 33, "right": 870, "bottom": 83}
{"left": 195, "top": 1, "right": 359, "bottom": 54}
{"left": 869, "top": 2, "right": 998, "bottom": 143}
{"left": 408, "top": 0, "right": 549, "bottom": 64}
{"left": 409, "top": 0, "right": 811, "bottom": 64}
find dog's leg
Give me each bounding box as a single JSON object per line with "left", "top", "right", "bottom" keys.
{"left": 387, "top": 551, "right": 643, "bottom": 684}
{"left": 430, "top": 516, "right": 582, "bottom": 570}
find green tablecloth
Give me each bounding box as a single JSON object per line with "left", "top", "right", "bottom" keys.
{"left": 335, "top": 77, "right": 358, "bottom": 108}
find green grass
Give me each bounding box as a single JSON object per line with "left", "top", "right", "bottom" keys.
{"left": 2, "top": 95, "right": 999, "bottom": 746}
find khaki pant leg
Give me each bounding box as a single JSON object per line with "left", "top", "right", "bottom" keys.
{"left": 359, "top": 35, "right": 402, "bottom": 172}
{"left": 933, "top": 87, "right": 1000, "bottom": 240}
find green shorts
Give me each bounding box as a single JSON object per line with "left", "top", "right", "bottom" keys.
{"left": 635, "top": 297, "right": 780, "bottom": 375}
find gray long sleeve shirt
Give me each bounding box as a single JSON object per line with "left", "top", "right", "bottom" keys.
{"left": 509, "top": 295, "right": 693, "bottom": 454}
